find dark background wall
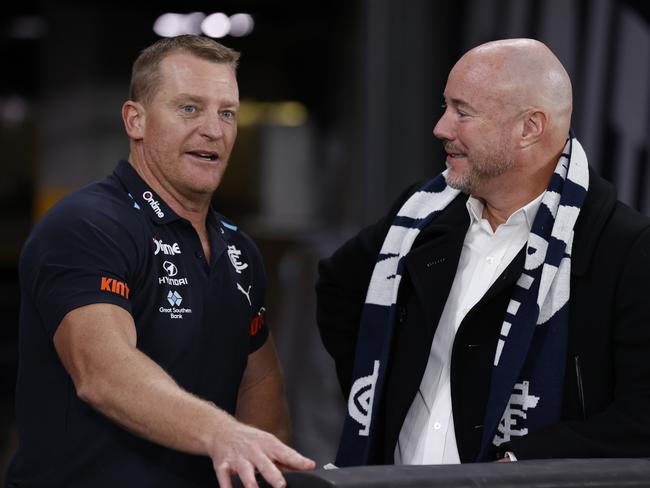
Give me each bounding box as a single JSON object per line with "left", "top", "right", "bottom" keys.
{"left": 0, "top": 0, "right": 648, "bottom": 471}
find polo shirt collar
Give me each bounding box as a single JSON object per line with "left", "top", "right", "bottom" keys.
{"left": 114, "top": 160, "right": 181, "bottom": 225}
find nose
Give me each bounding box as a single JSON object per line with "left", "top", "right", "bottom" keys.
{"left": 433, "top": 109, "right": 454, "bottom": 141}
{"left": 198, "top": 113, "right": 224, "bottom": 141}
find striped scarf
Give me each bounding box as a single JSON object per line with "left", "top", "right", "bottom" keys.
{"left": 336, "top": 135, "right": 589, "bottom": 466}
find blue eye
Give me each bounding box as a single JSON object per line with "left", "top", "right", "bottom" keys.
{"left": 221, "top": 110, "right": 235, "bottom": 119}
{"left": 181, "top": 105, "right": 196, "bottom": 114}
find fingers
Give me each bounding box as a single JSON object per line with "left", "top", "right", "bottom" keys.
{"left": 234, "top": 459, "right": 260, "bottom": 488}
{"left": 210, "top": 423, "right": 315, "bottom": 487}
{"left": 271, "top": 443, "right": 316, "bottom": 471}
{"left": 215, "top": 461, "right": 233, "bottom": 488}
{"left": 253, "top": 454, "right": 286, "bottom": 488}
{"left": 215, "top": 457, "right": 286, "bottom": 488}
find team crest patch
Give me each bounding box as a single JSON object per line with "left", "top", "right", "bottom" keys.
{"left": 227, "top": 245, "right": 248, "bottom": 274}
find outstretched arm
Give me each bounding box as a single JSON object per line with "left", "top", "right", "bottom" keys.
{"left": 54, "top": 303, "right": 314, "bottom": 488}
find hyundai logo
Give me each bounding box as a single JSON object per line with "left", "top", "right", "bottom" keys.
{"left": 163, "top": 261, "right": 178, "bottom": 277}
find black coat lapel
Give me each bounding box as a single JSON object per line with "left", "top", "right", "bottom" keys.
{"left": 403, "top": 195, "right": 470, "bottom": 329}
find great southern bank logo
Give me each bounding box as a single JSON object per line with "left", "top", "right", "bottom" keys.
{"left": 160, "top": 290, "right": 192, "bottom": 320}
{"left": 167, "top": 290, "right": 183, "bottom": 306}
{"left": 142, "top": 191, "right": 165, "bottom": 218}
{"left": 153, "top": 238, "right": 181, "bottom": 256}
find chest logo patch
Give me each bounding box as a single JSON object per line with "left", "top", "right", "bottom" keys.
{"left": 167, "top": 290, "right": 182, "bottom": 306}
{"left": 153, "top": 238, "right": 181, "bottom": 256}
{"left": 163, "top": 261, "right": 178, "bottom": 277}
{"left": 160, "top": 289, "right": 193, "bottom": 320}
{"left": 237, "top": 283, "right": 252, "bottom": 306}
{"left": 158, "top": 260, "right": 188, "bottom": 286}
{"left": 227, "top": 245, "right": 249, "bottom": 274}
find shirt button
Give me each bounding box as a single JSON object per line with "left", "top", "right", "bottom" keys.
{"left": 486, "top": 256, "right": 494, "bottom": 264}
{"left": 433, "top": 422, "right": 442, "bottom": 430}
{"left": 195, "top": 251, "right": 203, "bottom": 259}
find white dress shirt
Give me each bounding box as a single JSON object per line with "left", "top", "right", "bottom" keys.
{"left": 394, "top": 192, "right": 544, "bottom": 465}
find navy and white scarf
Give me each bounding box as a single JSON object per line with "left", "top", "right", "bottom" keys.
{"left": 336, "top": 135, "right": 589, "bottom": 466}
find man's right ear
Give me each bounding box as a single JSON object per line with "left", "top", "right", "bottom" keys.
{"left": 122, "top": 100, "right": 145, "bottom": 140}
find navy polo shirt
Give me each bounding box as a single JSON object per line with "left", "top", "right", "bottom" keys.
{"left": 7, "top": 160, "right": 269, "bottom": 487}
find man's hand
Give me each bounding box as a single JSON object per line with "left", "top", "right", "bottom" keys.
{"left": 211, "top": 417, "right": 315, "bottom": 488}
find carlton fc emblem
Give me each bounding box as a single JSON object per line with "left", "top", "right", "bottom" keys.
{"left": 493, "top": 381, "right": 540, "bottom": 446}
{"left": 227, "top": 245, "right": 249, "bottom": 274}
{"left": 348, "top": 360, "right": 380, "bottom": 436}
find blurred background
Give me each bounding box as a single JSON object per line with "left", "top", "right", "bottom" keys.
{"left": 0, "top": 0, "right": 648, "bottom": 474}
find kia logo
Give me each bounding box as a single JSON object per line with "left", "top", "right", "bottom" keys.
{"left": 163, "top": 261, "right": 178, "bottom": 277}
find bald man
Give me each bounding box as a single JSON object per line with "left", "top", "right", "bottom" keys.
{"left": 317, "top": 38, "right": 650, "bottom": 466}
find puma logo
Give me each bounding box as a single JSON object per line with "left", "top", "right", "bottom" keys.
{"left": 237, "top": 283, "right": 252, "bottom": 306}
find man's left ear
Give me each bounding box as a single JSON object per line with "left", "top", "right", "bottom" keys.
{"left": 122, "top": 100, "right": 145, "bottom": 140}
{"left": 520, "top": 110, "right": 547, "bottom": 147}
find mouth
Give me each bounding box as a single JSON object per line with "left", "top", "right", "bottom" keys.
{"left": 186, "top": 150, "right": 219, "bottom": 162}
{"left": 446, "top": 152, "right": 466, "bottom": 160}
{"left": 444, "top": 148, "right": 466, "bottom": 160}
{"left": 443, "top": 142, "right": 466, "bottom": 160}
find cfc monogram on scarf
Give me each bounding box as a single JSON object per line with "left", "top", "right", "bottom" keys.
{"left": 336, "top": 135, "right": 589, "bottom": 466}
{"left": 348, "top": 360, "right": 380, "bottom": 436}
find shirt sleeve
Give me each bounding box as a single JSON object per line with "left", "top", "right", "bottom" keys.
{"left": 21, "top": 199, "right": 142, "bottom": 338}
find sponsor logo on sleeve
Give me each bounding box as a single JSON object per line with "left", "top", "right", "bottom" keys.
{"left": 142, "top": 191, "right": 165, "bottom": 218}
{"left": 250, "top": 307, "right": 266, "bottom": 336}
{"left": 100, "top": 277, "right": 130, "bottom": 299}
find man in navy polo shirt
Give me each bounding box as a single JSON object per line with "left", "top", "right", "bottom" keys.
{"left": 7, "top": 35, "right": 314, "bottom": 487}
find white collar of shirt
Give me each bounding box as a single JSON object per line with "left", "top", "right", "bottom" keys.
{"left": 465, "top": 192, "right": 545, "bottom": 232}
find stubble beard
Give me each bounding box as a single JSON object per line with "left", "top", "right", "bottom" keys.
{"left": 445, "top": 144, "right": 514, "bottom": 195}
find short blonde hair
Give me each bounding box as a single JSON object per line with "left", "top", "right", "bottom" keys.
{"left": 129, "top": 35, "right": 240, "bottom": 105}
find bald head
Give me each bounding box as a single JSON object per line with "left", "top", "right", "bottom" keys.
{"left": 454, "top": 38, "right": 573, "bottom": 141}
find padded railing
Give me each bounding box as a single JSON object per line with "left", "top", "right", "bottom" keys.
{"left": 268, "top": 458, "right": 650, "bottom": 487}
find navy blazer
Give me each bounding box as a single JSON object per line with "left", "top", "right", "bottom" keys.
{"left": 316, "top": 169, "right": 650, "bottom": 463}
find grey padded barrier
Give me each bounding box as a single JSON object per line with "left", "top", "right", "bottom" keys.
{"left": 267, "top": 458, "right": 650, "bottom": 487}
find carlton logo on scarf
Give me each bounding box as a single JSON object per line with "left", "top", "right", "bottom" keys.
{"left": 348, "top": 360, "right": 380, "bottom": 436}
{"left": 336, "top": 135, "right": 589, "bottom": 466}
